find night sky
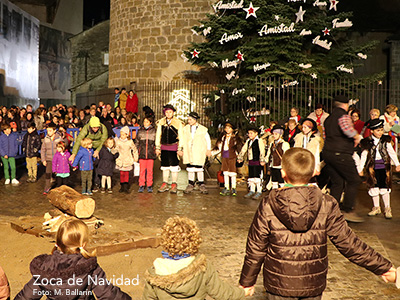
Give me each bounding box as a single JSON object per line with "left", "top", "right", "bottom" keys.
{"left": 83, "top": 0, "right": 110, "bottom": 29}
{"left": 82, "top": 0, "right": 400, "bottom": 32}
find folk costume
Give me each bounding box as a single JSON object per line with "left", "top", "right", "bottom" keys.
{"left": 213, "top": 122, "right": 243, "bottom": 196}
{"left": 265, "top": 126, "right": 290, "bottom": 189}
{"left": 359, "top": 119, "right": 400, "bottom": 219}
{"left": 294, "top": 118, "right": 324, "bottom": 174}
{"left": 238, "top": 127, "right": 266, "bottom": 200}
{"left": 155, "top": 105, "right": 184, "bottom": 193}
{"left": 182, "top": 112, "right": 211, "bottom": 194}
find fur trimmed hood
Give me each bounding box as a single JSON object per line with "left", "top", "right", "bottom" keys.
{"left": 30, "top": 251, "right": 98, "bottom": 279}
{"left": 145, "top": 254, "right": 207, "bottom": 293}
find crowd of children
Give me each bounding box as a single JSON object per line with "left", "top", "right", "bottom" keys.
{"left": 1, "top": 101, "right": 400, "bottom": 220}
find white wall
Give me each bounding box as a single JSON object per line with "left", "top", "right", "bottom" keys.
{"left": 0, "top": 0, "right": 39, "bottom": 100}
{"left": 14, "top": 0, "right": 83, "bottom": 35}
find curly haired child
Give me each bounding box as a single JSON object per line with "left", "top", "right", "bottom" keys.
{"left": 142, "top": 216, "right": 251, "bottom": 299}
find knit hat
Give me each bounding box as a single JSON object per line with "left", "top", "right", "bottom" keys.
{"left": 120, "top": 126, "right": 130, "bottom": 136}
{"left": 89, "top": 116, "right": 101, "bottom": 127}
{"left": 334, "top": 95, "right": 349, "bottom": 104}
{"left": 188, "top": 112, "right": 200, "bottom": 120}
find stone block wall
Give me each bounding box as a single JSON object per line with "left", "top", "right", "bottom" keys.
{"left": 70, "top": 20, "right": 110, "bottom": 102}
{"left": 109, "top": 0, "right": 213, "bottom": 87}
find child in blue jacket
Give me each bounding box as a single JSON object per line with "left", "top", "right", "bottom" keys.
{"left": 0, "top": 124, "right": 19, "bottom": 185}
{"left": 72, "top": 138, "right": 95, "bottom": 195}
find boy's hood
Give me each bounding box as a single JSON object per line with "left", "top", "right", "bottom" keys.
{"left": 269, "top": 186, "right": 322, "bottom": 232}
{"left": 145, "top": 254, "right": 207, "bottom": 298}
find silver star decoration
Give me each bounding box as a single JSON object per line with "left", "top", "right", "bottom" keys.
{"left": 295, "top": 6, "right": 306, "bottom": 23}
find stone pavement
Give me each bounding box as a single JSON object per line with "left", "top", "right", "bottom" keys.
{"left": 0, "top": 160, "right": 399, "bottom": 299}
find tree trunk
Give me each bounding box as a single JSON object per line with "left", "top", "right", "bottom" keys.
{"left": 47, "top": 186, "right": 95, "bottom": 218}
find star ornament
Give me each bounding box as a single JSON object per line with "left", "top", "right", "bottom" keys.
{"left": 322, "top": 27, "right": 330, "bottom": 36}
{"left": 191, "top": 49, "right": 200, "bottom": 58}
{"left": 295, "top": 6, "right": 306, "bottom": 23}
{"left": 243, "top": 2, "right": 259, "bottom": 19}
{"left": 236, "top": 51, "right": 244, "bottom": 61}
{"left": 329, "top": 0, "right": 339, "bottom": 11}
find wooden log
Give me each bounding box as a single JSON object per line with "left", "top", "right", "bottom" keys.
{"left": 47, "top": 185, "right": 95, "bottom": 218}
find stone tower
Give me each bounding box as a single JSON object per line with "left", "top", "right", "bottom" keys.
{"left": 109, "top": 0, "right": 213, "bottom": 87}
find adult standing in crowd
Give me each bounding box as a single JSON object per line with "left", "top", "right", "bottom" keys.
{"left": 114, "top": 87, "right": 120, "bottom": 108}
{"left": 126, "top": 90, "right": 138, "bottom": 115}
{"left": 322, "top": 95, "right": 363, "bottom": 223}
{"left": 307, "top": 103, "right": 329, "bottom": 135}
{"left": 69, "top": 117, "right": 108, "bottom": 190}
{"left": 118, "top": 88, "right": 128, "bottom": 109}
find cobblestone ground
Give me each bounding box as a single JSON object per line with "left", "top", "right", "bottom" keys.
{"left": 1, "top": 161, "right": 399, "bottom": 299}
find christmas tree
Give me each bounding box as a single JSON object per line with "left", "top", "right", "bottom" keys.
{"left": 184, "top": 0, "right": 380, "bottom": 133}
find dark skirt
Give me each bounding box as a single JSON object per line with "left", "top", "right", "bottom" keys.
{"left": 161, "top": 150, "right": 179, "bottom": 167}
{"left": 271, "top": 168, "right": 284, "bottom": 183}
{"left": 249, "top": 165, "right": 263, "bottom": 179}
{"left": 374, "top": 168, "right": 388, "bottom": 188}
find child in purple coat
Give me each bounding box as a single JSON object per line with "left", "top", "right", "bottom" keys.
{"left": 52, "top": 141, "right": 72, "bottom": 187}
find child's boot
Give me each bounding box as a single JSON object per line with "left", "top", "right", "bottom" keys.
{"left": 368, "top": 206, "right": 381, "bottom": 216}
{"left": 138, "top": 186, "right": 145, "bottom": 193}
{"left": 170, "top": 183, "right": 178, "bottom": 194}
{"left": 252, "top": 192, "right": 262, "bottom": 200}
{"left": 184, "top": 184, "right": 194, "bottom": 194}
{"left": 147, "top": 186, "right": 153, "bottom": 193}
{"left": 244, "top": 191, "right": 255, "bottom": 198}
{"left": 158, "top": 182, "right": 169, "bottom": 193}
{"left": 199, "top": 184, "right": 208, "bottom": 194}
{"left": 220, "top": 187, "right": 230, "bottom": 196}
{"left": 384, "top": 207, "right": 392, "bottom": 219}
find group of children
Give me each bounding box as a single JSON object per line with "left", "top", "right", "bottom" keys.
{"left": 2, "top": 148, "right": 399, "bottom": 300}
{"left": 1, "top": 102, "right": 400, "bottom": 221}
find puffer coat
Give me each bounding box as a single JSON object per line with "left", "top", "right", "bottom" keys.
{"left": 14, "top": 251, "right": 130, "bottom": 300}
{"left": 239, "top": 185, "right": 392, "bottom": 298}
{"left": 135, "top": 125, "right": 156, "bottom": 160}
{"left": 22, "top": 130, "right": 42, "bottom": 158}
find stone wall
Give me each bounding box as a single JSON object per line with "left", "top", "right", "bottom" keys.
{"left": 70, "top": 20, "right": 110, "bottom": 103}
{"left": 109, "top": 0, "right": 213, "bottom": 87}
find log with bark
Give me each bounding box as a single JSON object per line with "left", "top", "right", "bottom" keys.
{"left": 47, "top": 185, "right": 95, "bottom": 218}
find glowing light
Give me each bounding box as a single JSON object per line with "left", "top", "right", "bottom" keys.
{"left": 169, "top": 89, "right": 195, "bottom": 121}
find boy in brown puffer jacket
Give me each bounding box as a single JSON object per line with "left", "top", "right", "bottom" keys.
{"left": 142, "top": 216, "right": 252, "bottom": 300}
{"left": 239, "top": 148, "right": 397, "bottom": 299}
